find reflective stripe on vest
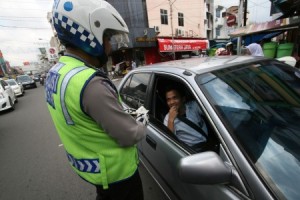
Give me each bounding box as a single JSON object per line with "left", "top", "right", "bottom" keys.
{"left": 60, "top": 66, "right": 88, "bottom": 125}
{"left": 67, "top": 152, "right": 100, "bottom": 173}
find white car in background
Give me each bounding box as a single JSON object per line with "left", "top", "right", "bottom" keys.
{"left": 0, "top": 79, "right": 17, "bottom": 112}
{"left": 5, "top": 79, "right": 25, "bottom": 97}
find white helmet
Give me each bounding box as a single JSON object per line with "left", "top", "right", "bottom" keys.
{"left": 52, "top": 0, "right": 129, "bottom": 57}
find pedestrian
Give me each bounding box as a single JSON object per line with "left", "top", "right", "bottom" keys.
{"left": 245, "top": 43, "right": 264, "bottom": 56}
{"left": 217, "top": 42, "right": 234, "bottom": 56}
{"left": 45, "top": 0, "right": 146, "bottom": 199}
{"left": 131, "top": 60, "right": 137, "bottom": 69}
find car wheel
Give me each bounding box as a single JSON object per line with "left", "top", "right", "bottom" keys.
{"left": 9, "top": 98, "right": 15, "bottom": 110}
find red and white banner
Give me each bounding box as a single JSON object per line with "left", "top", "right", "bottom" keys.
{"left": 157, "top": 38, "right": 208, "bottom": 52}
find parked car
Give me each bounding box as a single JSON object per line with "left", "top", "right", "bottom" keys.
{"left": 0, "top": 79, "right": 17, "bottom": 112}
{"left": 5, "top": 79, "right": 25, "bottom": 96}
{"left": 118, "top": 56, "right": 300, "bottom": 200}
{"left": 16, "top": 75, "right": 37, "bottom": 89}
{"left": 33, "top": 73, "right": 41, "bottom": 82}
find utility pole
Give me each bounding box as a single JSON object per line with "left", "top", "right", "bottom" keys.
{"left": 237, "top": 0, "right": 244, "bottom": 55}
{"left": 169, "top": 0, "right": 176, "bottom": 60}
{"left": 243, "top": 0, "right": 248, "bottom": 26}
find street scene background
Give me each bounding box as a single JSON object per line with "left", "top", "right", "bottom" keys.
{"left": 0, "top": 81, "right": 168, "bottom": 200}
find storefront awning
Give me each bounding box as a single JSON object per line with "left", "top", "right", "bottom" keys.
{"left": 157, "top": 38, "right": 208, "bottom": 52}
{"left": 229, "top": 16, "right": 300, "bottom": 37}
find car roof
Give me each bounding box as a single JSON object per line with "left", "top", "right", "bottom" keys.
{"left": 136, "top": 56, "right": 270, "bottom": 75}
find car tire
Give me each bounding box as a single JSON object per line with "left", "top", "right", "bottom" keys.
{"left": 9, "top": 98, "right": 15, "bottom": 110}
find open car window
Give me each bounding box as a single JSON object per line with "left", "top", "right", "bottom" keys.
{"left": 151, "top": 75, "right": 219, "bottom": 153}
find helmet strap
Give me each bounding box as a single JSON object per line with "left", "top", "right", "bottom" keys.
{"left": 98, "top": 53, "right": 108, "bottom": 67}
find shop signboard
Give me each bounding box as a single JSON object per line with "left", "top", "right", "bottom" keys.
{"left": 157, "top": 38, "right": 208, "bottom": 52}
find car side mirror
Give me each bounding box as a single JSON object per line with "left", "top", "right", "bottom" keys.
{"left": 178, "top": 151, "right": 249, "bottom": 195}
{"left": 178, "top": 151, "right": 231, "bottom": 185}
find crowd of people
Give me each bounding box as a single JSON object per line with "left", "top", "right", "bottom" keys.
{"left": 215, "top": 42, "right": 265, "bottom": 57}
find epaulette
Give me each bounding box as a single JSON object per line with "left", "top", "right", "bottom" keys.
{"left": 95, "top": 69, "right": 118, "bottom": 96}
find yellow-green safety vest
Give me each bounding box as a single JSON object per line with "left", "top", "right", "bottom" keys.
{"left": 45, "top": 56, "right": 139, "bottom": 189}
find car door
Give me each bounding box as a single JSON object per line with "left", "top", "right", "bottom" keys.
{"left": 0, "top": 80, "right": 14, "bottom": 101}
{"left": 139, "top": 73, "right": 249, "bottom": 200}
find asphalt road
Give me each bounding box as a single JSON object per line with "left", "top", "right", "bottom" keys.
{"left": 0, "top": 82, "right": 168, "bottom": 200}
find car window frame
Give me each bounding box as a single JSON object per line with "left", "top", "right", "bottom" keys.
{"left": 119, "top": 72, "right": 152, "bottom": 110}
{"left": 147, "top": 72, "right": 220, "bottom": 154}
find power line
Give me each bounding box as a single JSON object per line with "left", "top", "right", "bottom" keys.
{"left": 1, "top": 0, "right": 50, "bottom": 3}
{"left": 0, "top": 18, "right": 47, "bottom": 22}
{"left": 0, "top": 16, "right": 46, "bottom": 19}
{"left": 0, "top": 24, "right": 50, "bottom": 29}
{"left": 0, "top": 6, "right": 49, "bottom": 11}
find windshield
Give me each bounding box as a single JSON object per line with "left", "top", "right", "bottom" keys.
{"left": 196, "top": 60, "right": 300, "bottom": 200}
{"left": 17, "top": 75, "right": 32, "bottom": 82}
{"left": 6, "top": 80, "right": 17, "bottom": 86}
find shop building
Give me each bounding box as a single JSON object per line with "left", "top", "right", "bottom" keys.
{"left": 107, "top": 0, "right": 209, "bottom": 69}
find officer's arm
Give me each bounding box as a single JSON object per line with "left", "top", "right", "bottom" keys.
{"left": 82, "top": 76, "right": 146, "bottom": 147}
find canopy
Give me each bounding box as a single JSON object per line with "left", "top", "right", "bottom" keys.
{"left": 229, "top": 16, "right": 300, "bottom": 37}
{"left": 157, "top": 38, "right": 208, "bottom": 52}
{"left": 231, "top": 31, "right": 284, "bottom": 46}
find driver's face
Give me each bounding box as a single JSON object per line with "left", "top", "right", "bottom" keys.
{"left": 166, "top": 89, "right": 184, "bottom": 110}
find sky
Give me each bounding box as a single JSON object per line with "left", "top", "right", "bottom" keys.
{"left": 0, "top": 0, "right": 53, "bottom": 66}
{"left": 0, "top": 0, "right": 273, "bottom": 66}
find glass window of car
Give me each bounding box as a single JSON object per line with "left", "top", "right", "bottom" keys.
{"left": 196, "top": 61, "right": 300, "bottom": 200}
{"left": 5, "top": 79, "right": 17, "bottom": 86}
{"left": 120, "top": 73, "right": 151, "bottom": 109}
{"left": 17, "top": 75, "right": 32, "bottom": 82}
{"left": 151, "top": 76, "right": 218, "bottom": 153}
{"left": 1, "top": 80, "right": 8, "bottom": 88}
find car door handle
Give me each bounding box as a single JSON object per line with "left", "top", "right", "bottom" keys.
{"left": 146, "top": 135, "right": 156, "bottom": 150}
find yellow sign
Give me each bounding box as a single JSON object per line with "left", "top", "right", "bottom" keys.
{"left": 135, "top": 37, "right": 156, "bottom": 42}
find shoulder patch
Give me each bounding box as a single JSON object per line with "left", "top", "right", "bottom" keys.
{"left": 100, "top": 79, "right": 118, "bottom": 97}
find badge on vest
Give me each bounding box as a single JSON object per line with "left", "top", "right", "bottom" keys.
{"left": 45, "top": 63, "right": 64, "bottom": 108}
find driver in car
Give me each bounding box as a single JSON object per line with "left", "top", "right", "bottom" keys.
{"left": 163, "top": 85, "right": 208, "bottom": 151}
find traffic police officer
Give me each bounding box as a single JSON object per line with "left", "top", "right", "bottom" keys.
{"left": 46, "top": 0, "right": 146, "bottom": 199}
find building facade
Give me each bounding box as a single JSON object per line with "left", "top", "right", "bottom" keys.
{"left": 107, "top": 0, "right": 209, "bottom": 67}
{"left": 48, "top": 0, "right": 210, "bottom": 70}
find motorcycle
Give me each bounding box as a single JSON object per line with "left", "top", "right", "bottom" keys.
{"left": 40, "top": 76, "right": 45, "bottom": 86}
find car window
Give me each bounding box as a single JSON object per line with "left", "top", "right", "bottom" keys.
{"left": 17, "top": 75, "right": 32, "bottom": 82}
{"left": 196, "top": 61, "right": 300, "bottom": 200}
{"left": 120, "top": 73, "right": 151, "bottom": 109}
{"left": 1, "top": 80, "right": 8, "bottom": 88}
{"left": 151, "top": 76, "right": 219, "bottom": 153}
{"left": 6, "top": 80, "right": 17, "bottom": 86}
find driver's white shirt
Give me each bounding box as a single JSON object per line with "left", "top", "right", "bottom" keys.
{"left": 164, "top": 101, "right": 207, "bottom": 146}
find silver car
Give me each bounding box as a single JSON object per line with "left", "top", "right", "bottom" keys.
{"left": 118, "top": 56, "right": 300, "bottom": 200}
{"left": 0, "top": 79, "right": 17, "bottom": 112}
{"left": 5, "top": 79, "right": 25, "bottom": 97}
